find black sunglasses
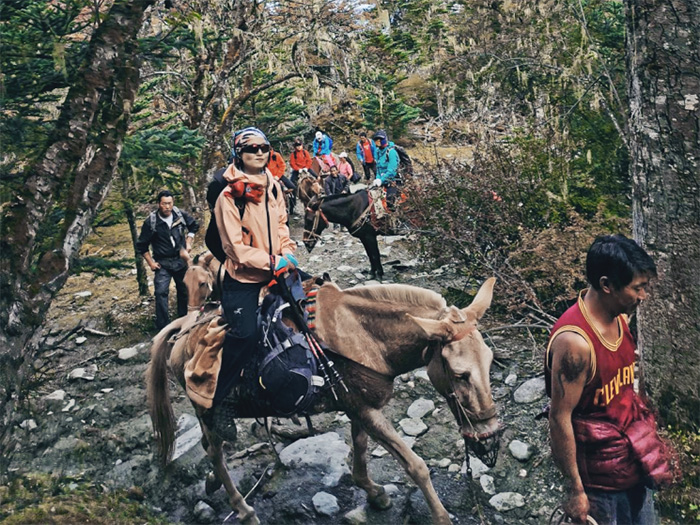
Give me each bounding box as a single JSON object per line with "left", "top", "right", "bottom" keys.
{"left": 240, "top": 144, "right": 271, "bottom": 154}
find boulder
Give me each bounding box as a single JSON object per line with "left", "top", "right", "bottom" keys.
{"left": 513, "top": 376, "right": 546, "bottom": 403}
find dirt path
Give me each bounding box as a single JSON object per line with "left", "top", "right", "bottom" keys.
{"left": 6, "top": 202, "right": 568, "bottom": 524}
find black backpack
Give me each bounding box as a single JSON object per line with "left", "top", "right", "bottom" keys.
{"left": 256, "top": 291, "right": 323, "bottom": 415}
{"left": 393, "top": 145, "right": 413, "bottom": 177}
{"left": 205, "top": 168, "right": 278, "bottom": 264}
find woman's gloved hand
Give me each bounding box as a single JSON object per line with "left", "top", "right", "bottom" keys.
{"left": 274, "top": 253, "right": 299, "bottom": 276}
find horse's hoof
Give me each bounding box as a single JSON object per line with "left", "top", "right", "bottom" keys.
{"left": 368, "top": 490, "right": 393, "bottom": 510}
{"left": 205, "top": 471, "right": 222, "bottom": 495}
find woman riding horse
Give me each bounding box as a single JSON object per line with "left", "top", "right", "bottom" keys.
{"left": 213, "top": 127, "right": 299, "bottom": 404}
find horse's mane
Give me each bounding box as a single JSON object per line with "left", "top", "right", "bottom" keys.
{"left": 342, "top": 283, "right": 446, "bottom": 310}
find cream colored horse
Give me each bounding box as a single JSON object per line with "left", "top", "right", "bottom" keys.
{"left": 147, "top": 277, "right": 501, "bottom": 525}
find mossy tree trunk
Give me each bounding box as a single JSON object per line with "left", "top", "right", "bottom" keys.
{"left": 625, "top": 0, "right": 700, "bottom": 430}
{"left": 0, "top": 0, "right": 156, "bottom": 472}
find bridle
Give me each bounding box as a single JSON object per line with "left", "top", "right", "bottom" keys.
{"left": 303, "top": 202, "right": 329, "bottom": 244}
{"left": 440, "top": 347, "right": 504, "bottom": 473}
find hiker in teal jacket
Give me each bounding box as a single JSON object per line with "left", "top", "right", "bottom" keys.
{"left": 371, "top": 129, "right": 401, "bottom": 208}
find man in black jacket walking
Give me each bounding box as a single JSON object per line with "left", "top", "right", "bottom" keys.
{"left": 136, "top": 190, "right": 199, "bottom": 330}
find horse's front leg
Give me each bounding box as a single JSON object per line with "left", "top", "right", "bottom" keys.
{"left": 350, "top": 419, "right": 392, "bottom": 510}
{"left": 199, "top": 417, "right": 259, "bottom": 524}
{"left": 358, "top": 408, "right": 451, "bottom": 525}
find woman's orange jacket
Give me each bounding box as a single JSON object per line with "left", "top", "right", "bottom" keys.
{"left": 268, "top": 150, "right": 286, "bottom": 179}
{"left": 289, "top": 149, "right": 312, "bottom": 171}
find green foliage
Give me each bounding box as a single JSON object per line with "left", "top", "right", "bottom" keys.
{"left": 119, "top": 79, "right": 205, "bottom": 200}
{"left": 361, "top": 75, "right": 420, "bottom": 138}
{"left": 71, "top": 257, "right": 133, "bottom": 277}
{"left": 0, "top": 473, "right": 167, "bottom": 524}
{"left": 405, "top": 142, "right": 630, "bottom": 318}
{"left": 0, "top": 1, "right": 92, "bottom": 160}
{"left": 657, "top": 427, "right": 700, "bottom": 522}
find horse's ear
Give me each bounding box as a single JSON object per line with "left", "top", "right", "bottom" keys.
{"left": 200, "top": 251, "right": 214, "bottom": 267}
{"left": 406, "top": 313, "right": 473, "bottom": 342}
{"left": 322, "top": 272, "right": 332, "bottom": 282}
{"left": 462, "top": 277, "right": 496, "bottom": 321}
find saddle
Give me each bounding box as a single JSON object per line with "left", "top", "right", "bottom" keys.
{"left": 183, "top": 273, "right": 331, "bottom": 431}
{"left": 366, "top": 187, "right": 401, "bottom": 233}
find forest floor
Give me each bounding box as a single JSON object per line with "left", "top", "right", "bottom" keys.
{"left": 1, "top": 183, "right": 678, "bottom": 524}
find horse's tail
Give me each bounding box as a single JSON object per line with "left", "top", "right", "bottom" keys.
{"left": 146, "top": 326, "right": 177, "bottom": 467}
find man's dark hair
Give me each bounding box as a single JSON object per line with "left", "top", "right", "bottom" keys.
{"left": 359, "top": 132, "right": 367, "bottom": 138}
{"left": 157, "top": 190, "right": 173, "bottom": 203}
{"left": 586, "top": 234, "right": 657, "bottom": 290}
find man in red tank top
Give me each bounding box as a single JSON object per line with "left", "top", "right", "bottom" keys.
{"left": 546, "top": 234, "right": 660, "bottom": 524}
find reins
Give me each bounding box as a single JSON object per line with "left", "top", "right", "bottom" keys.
{"left": 303, "top": 201, "right": 329, "bottom": 242}
{"left": 348, "top": 202, "right": 372, "bottom": 235}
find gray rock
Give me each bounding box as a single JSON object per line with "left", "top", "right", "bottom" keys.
{"left": 336, "top": 265, "right": 355, "bottom": 273}
{"left": 74, "top": 291, "right": 92, "bottom": 298}
{"left": 19, "top": 419, "right": 37, "bottom": 431}
{"left": 384, "top": 484, "right": 400, "bottom": 496}
{"left": 67, "top": 364, "right": 98, "bottom": 381}
{"left": 489, "top": 492, "right": 525, "bottom": 511}
{"left": 461, "top": 455, "right": 490, "bottom": 479}
{"left": 480, "top": 474, "right": 496, "bottom": 495}
{"left": 312, "top": 491, "right": 340, "bottom": 516}
{"left": 75, "top": 336, "right": 87, "bottom": 345}
{"left": 117, "top": 346, "right": 139, "bottom": 361}
{"left": 172, "top": 414, "right": 203, "bottom": 462}
{"left": 193, "top": 501, "right": 217, "bottom": 523}
{"left": 436, "top": 458, "right": 451, "bottom": 468}
{"left": 508, "top": 439, "right": 534, "bottom": 461}
{"left": 505, "top": 373, "right": 518, "bottom": 386}
{"left": 398, "top": 418, "right": 428, "bottom": 437}
{"left": 513, "top": 376, "right": 546, "bottom": 403}
{"left": 61, "top": 399, "right": 76, "bottom": 412}
{"left": 279, "top": 432, "right": 350, "bottom": 487}
{"left": 343, "top": 506, "right": 367, "bottom": 524}
{"left": 414, "top": 370, "right": 430, "bottom": 382}
{"left": 407, "top": 398, "right": 435, "bottom": 419}
{"left": 45, "top": 389, "right": 67, "bottom": 402}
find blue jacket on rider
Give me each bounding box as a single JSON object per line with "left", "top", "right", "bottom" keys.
{"left": 375, "top": 141, "right": 400, "bottom": 185}
{"left": 313, "top": 134, "right": 332, "bottom": 156}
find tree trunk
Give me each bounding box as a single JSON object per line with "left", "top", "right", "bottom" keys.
{"left": 0, "top": 0, "right": 155, "bottom": 470}
{"left": 625, "top": 0, "right": 700, "bottom": 430}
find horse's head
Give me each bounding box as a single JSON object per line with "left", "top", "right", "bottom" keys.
{"left": 184, "top": 255, "right": 215, "bottom": 310}
{"left": 411, "top": 278, "right": 503, "bottom": 467}
{"left": 302, "top": 196, "right": 328, "bottom": 252}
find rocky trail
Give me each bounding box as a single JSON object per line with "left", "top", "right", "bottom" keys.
{"left": 5, "top": 196, "right": 569, "bottom": 524}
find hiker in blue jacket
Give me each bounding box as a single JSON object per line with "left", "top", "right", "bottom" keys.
{"left": 371, "top": 130, "right": 401, "bottom": 208}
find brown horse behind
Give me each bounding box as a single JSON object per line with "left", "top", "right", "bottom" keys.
{"left": 147, "top": 277, "right": 501, "bottom": 525}
{"left": 296, "top": 169, "right": 322, "bottom": 209}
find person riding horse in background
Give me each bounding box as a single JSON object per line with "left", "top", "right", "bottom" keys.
{"left": 356, "top": 131, "right": 377, "bottom": 181}
{"left": 268, "top": 146, "right": 295, "bottom": 193}
{"left": 213, "top": 127, "right": 298, "bottom": 403}
{"left": 289, "top": 137, "right": 314, "bottom": 185}
{"left": 136, "top": 190, "right": 199, "bottom": 330}
{"left": 313, "top": 130, "right": 335, "bottom": 169}
{"left": 337, "top": 152, "right": 356, "bottom": 182}
{"left": 371, "top": 129, "right": 401, "bottom": 209}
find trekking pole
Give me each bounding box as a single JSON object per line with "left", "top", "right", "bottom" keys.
{"left": 306, "top": 332, "right": 348, "bottom": 393}
{"left": 303, "top": 332, "right": 337, "bottom": 401}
